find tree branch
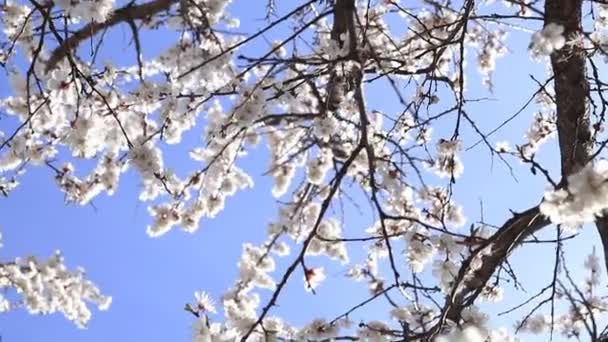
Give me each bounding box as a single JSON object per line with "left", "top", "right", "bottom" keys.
{"left": 443, "top": 0, "right": 600, "bottom": 326}
{"left": 45, "top": 0, "right": 177, "bottom": 72}
{"left": 543, "top": 0, "right": 608, "bottom": 277}
{"left": 444, "top": 205, "right": 549, "bottom": 322}
{"left": 546, "top": 0, "right": 590, "bottom": 177}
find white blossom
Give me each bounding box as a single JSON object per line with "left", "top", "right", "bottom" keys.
{"left": 530, "top": 23, "right": 566, "bottom": 57}
{"left": 0, "top": 251, "right": 111, "bottom": 328}
{"left": 540, "top": 160, "right": 608, "bottom": 228}
{"left": 194, "top": 291, "right": 216, "bottom": 314}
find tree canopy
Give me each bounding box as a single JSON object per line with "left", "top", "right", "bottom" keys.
{"left": 2, "top": 0, "right": 608, "bottom": 340}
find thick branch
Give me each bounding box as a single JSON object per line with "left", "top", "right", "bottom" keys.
{"left": 445, "top": 0, "right": 600, "bottom": 325}
{"left": 445, "top": 205, "right": 549, "bottom": 322}
{"left": 596, "top": 218, "right": 608, "bottom": 277}
{"left": 546, "top": 0, "right": 590, "bottom": 177}
{"left": 330, "top": 0, "right": 351, "bottom": 43}
{"left": 45, "top": 0, "right": 177, "bottom": 72}
{"left": 543, "top": 0, "right": 608, "bottom": 276}
{"left": 443, "top": 0, "right": 596, "bottom": 325}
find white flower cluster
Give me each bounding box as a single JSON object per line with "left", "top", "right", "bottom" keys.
{"left": 595, "top": 3, "right": 608, "bottom": 28}
{"left": 433, "top": 257, "right": 459, "bottom": 292}
{"left": 390, "top": 304, "right": 437, "bottom": 333}
{"left": 436, "top": 326, "right": 515, "bottom": 342}
{"left": 129, "top": 142, "right": 164, "bottom": 177}
{"left": 191, "top": 193, "right": 353, "bottom": 340}
{"left": 2, "top": 30, "right": 248, "bottom": 234}
{"left": 192, "top": 316, "right": 239, "bottom": 342}
{"left": 0, "top": 130, "right": 57, "bottom": 173}
{"left": 0, "top": 176, "right": 19, "bottom": 197}
{"left": 171, "top": 0, "right": 233, "bottom": 30}
{"left": 540, "top": 160, "right": 608, "bottom": 229}
{"left": 1, "top": 1, "right": 35, "bottom": 59}
{"left": 467, "top": 26, "right": 508, "bottom": 88}
{"left": 391, "top": 112, "right": 417, "bottom": 144}
{"left": 267, "top": 128, "right": 302, "bottom": 198}
{"left": 54, "top": 158, "right": 124, "bottom": 205}
{"left": 433, "top": 139, "right": 464, "bottom": 179}
{"left": 55, "top": 0, "right": 115, "bottom": 23}
{"left": 0, "top": 251, "right": 111, "bottom": 328}
{"left": 584, "top": 248, "right": 601, "bottom": 289}
{"left": 193, "top": 290, "right": 216, "bottom": 314}
{"left": 400, "top": 11, "right": 459, "bottom": 77}
{"left": 306, "top": 218, "right": 349, "bottom": 263}
{"left": 435, "top": 326, "right": 486, "bottom": 342}
{"left": 520, "top": 111, "right": 557, "bottom": 159}
{"left": 305, "top": 149, "right": 333, "bottom": 185}
{"left": 530, "top": 23, "right": 566, "bottom": 57}
{"left": 420, "top": 186, "right": 466, "bottom": 227}
{"left": 406, "top": 230, "right": 436, "bottom": 273}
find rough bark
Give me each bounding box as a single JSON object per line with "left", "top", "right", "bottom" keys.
{"left": 325, "top": 0, "right": 355, "bottom": 111}
{"left": 330, "top": 0, "right": 352, "bottom": 44}
{"left": 546, "top": 0, "right": 591, "bottom": 176}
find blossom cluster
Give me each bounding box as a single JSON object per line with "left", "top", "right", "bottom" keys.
{"left": 541, "top": 160, "right": 608, "bottom": 229}
{"left": 432, "top": 139, "right": 465, "bottom": 179}
{"left": 54, "top": 0, "right": 115, "bottom": 23}
{"left": 0, "top": 250, "right": 111, "bottom": 327}
{"left": 530, "top": 23, "right": 566, "bottom": 57}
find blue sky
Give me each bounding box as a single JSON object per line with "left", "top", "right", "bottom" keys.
{"left": 0, "top": 1, "right": 605, "bottom": 341}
